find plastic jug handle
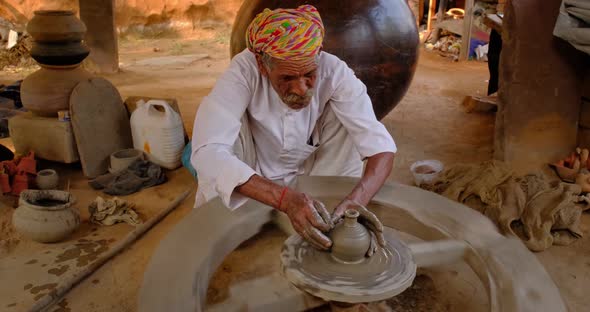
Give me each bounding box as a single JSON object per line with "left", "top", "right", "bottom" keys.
{"left": 146, "top": 100, "right": 172, "bottom": 115}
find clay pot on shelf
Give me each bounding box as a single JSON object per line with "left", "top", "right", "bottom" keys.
{"left": 12, "top": 190, "right": 79, "bottom": 243}
{"left": 329, "top": 209, "right": 371, "bottom": 264}
{"left": 26, "top": 10, "right": 86, "bottom": 43}
{"left": 20, "top": 66, "right": 92, "bottom": 117}
{"left": 36, "top": 169, "right": 59, "bottom": 190}
{"left": 30, "top": 41, "right": 90, "bottom": 66}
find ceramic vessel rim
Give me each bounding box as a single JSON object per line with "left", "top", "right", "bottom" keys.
{"left": 38, "top": 169, "right": 57, "bottom": 176}
{"left": 19, "top": 190, "right": 75, "bottom": 211}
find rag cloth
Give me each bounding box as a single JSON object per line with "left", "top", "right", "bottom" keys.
{"left": 246, "top": 4, "right": 324, "bottom": 61}
{"left": 89, "top": 159, "right": 166, "bottom": 196}
{"left": 425, "top": 160, "right": 590, "bottom": 251}
{"left": 89, "top": 196, "right": 142, "bottom": 226}
{"left": 554, "top": 0, "right": 590, "bottom": 55}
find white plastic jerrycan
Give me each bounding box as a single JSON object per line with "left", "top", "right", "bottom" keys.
{"left": 130, "top": 100, "right": 184, "bottom": 169}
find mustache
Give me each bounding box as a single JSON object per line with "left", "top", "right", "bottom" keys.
{"left": 282, "top": 90, "right": 314, "bottom": 105}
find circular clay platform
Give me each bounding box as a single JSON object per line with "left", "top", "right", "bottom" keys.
{"left": 281, "top": 233, "right": 416, "bottom": 303}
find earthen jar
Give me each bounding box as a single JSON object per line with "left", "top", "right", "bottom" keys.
{"left": 36, "top": 169, "right": 59, "bottom": 190}
{"left": 12, "top": 190, "right": 80, "bottom": 243}
{"left": 20, "top": 66, "right": 92, "bottom": 116}
{"left": 26, "top": 10, "right": 86, "bottom": 43}
{"left": 329, "top": 209, "right": 371, "bottom": 263}
{"left": 31, "top": 41, "right": 90, "bottom": 66}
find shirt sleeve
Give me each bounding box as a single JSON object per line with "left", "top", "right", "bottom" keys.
{"left": 191, "top": 54, "right": 257, "bottom": 210}
{"left": 328, "top": 58, "right": 397, "bottom": 158}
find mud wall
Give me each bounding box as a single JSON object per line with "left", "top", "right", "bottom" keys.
{"left": 1, "top": 0, "right": 244, "bottom": 30}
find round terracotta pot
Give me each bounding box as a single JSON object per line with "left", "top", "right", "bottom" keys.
{"left": 12, "top": 190, "right": 80, "bottom": 243}
{"left": 31, "top": 41, "right": 90, "bottom": 66}
{"left": 329, "top": 209, "right": 371, "bottom": 263}
{"left": 36, "top": 169, "right": 59, "bottom": 190}
{"left": 20, "top": 66, "right": 93, "bottom": 117}
{"left": 230, "top": 0, "right": 419, "bottom": 119}
{"left": 27, "top": 10, "right": 87, "bottom": 43}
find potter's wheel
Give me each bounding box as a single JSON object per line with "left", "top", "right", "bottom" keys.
{"left": 280, "top": 232, "right": 417, "bottom": 303}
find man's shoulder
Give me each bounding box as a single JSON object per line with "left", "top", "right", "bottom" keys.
{"left": 318, "top": 51, "right": 349, "bottom": 76}
{"left": 231, "top": 49, "right": 258, "bottom": 70}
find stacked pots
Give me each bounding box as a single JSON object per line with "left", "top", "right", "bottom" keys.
{"left": 21, "top": 10, "right": 92, "bottom": 117}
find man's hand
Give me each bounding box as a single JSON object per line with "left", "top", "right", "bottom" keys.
{"left": 332, "top": 199, "right": 386, "bottom": 257}
{"left": 282, "top": 190, "right": 334, "bottom": 250}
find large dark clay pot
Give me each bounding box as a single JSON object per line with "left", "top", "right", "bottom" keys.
{"left": 30, "top": 41, "right": 90, "bottom": 66}
{"left": 230, "top": 0, "right": 419, "bottom": 119}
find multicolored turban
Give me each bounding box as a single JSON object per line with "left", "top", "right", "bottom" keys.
{"left": 246, "top": 5, "right": 325, "bottom": 61}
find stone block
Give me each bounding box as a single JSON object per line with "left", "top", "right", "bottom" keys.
{"left": 8, "top": 113, "right": 79, "bottom": 163}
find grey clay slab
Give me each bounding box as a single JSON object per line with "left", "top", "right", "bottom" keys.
{"left": 70, "top": 78, "right": 133, "bottom": 178}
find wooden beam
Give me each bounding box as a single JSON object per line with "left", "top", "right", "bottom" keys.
{"left": 460, "top": 0, "right": 475, "bottom": 60}
{"left": 427, "top": 0, "right": 437, "bottom": 31}
{"left": 432, "top": 0, "right": 449, "bottom": 42}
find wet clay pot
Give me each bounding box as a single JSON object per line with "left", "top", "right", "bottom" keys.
{"left": 230, "top": 0, "right": 419, "bottom": 119}
{"left": 329, "top": 209, "right": 371, "bottom": 263}
{"left": 30, "top": 41, "right": 90, "bottom": 66}
{"left": 12, "top": 190, "right": 79, "bottom": 243}
{"left": 27, "top": 10, "right": 86, "bottom": 43}
{"left": 20, "top": 66, "right": 93, "bottom": 116}
{"left": 36, "top": 169, "right": 59, "bottom": 190}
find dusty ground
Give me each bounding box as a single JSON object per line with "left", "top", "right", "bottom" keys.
{"left": 0, "top": 27, "right": 588, "bottom": 311}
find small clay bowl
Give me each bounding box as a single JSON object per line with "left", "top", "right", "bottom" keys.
{"left": 36, "top": 169, "right": 59, "bottom": 190}
{"left": 110, "top": 149, "right": 144, "bottom": 173}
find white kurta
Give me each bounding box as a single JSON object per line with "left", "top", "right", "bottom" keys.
{"left": 191, "top": 49, "right": 397, "bottom": 210}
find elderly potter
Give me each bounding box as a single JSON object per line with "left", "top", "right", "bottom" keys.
{"left": 191, "top": 5, "right": 396, "bottom": 254}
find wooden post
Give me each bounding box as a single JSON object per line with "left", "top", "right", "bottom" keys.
{"left": 460, "top": 0, "right": 475, "bottom": 60}
{"left": 432, "top": 0, "right": 449, "bottom": 42}
{"left": 427, "top": 0, "right": 437, "bottom": 31}
{"left": 79, "top": 0, "right": 119, "bottom": 73}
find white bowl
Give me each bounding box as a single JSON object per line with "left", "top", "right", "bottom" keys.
{"left": 410, "top": 160, "right": 444, "bottom": 186}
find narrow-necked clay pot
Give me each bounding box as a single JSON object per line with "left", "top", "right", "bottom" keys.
{"left": 30, "top": 41, "right": 90, "bottom": 66}
{"left": 12, "top": 190, "right": 79, "bottom": 243}
{"left": 27, "top": 10, "right": 87, "bottom": 43}
{"left": 329, "top": 209, "right": 371, "bottom": 264}
{"left": 36, "top": 169, "right": 59, "bottom": 190}
{"left": 20, "top": 66, "right": 93, "bottom": 116}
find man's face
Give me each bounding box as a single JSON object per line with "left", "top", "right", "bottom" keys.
{"left": 256, "top": 55, "right": 318, "bottom": 110}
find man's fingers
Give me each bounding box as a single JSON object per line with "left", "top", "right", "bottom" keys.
{"left": 300, "top": 229, "right": 326, "bottom": 250}
{"left": 306, "top": 226, "right": 332, "bottom": 249}
{"left": 366, "top": 232, "right": 377, "bottom": 257}
{"left": 331, "top": 206, "right": 345, "bottom": 224}
{"left": 360, "top": 220, "right": 387, "bottom": 247}
{"left": 356, "top": 205, "right": 384, "bottom": 232}
{"left": 314, "top": 201, "right": 334, "bottom": 228}
{"left": 308, "top": 205, "right": 331, "bottom": 232}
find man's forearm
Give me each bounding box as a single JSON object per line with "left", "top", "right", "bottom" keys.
{"left": 344, "top": 152, "right": 395, "bottom": 206}
{"left": 235, "top": 175, "right": 291, "bottom": 212}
